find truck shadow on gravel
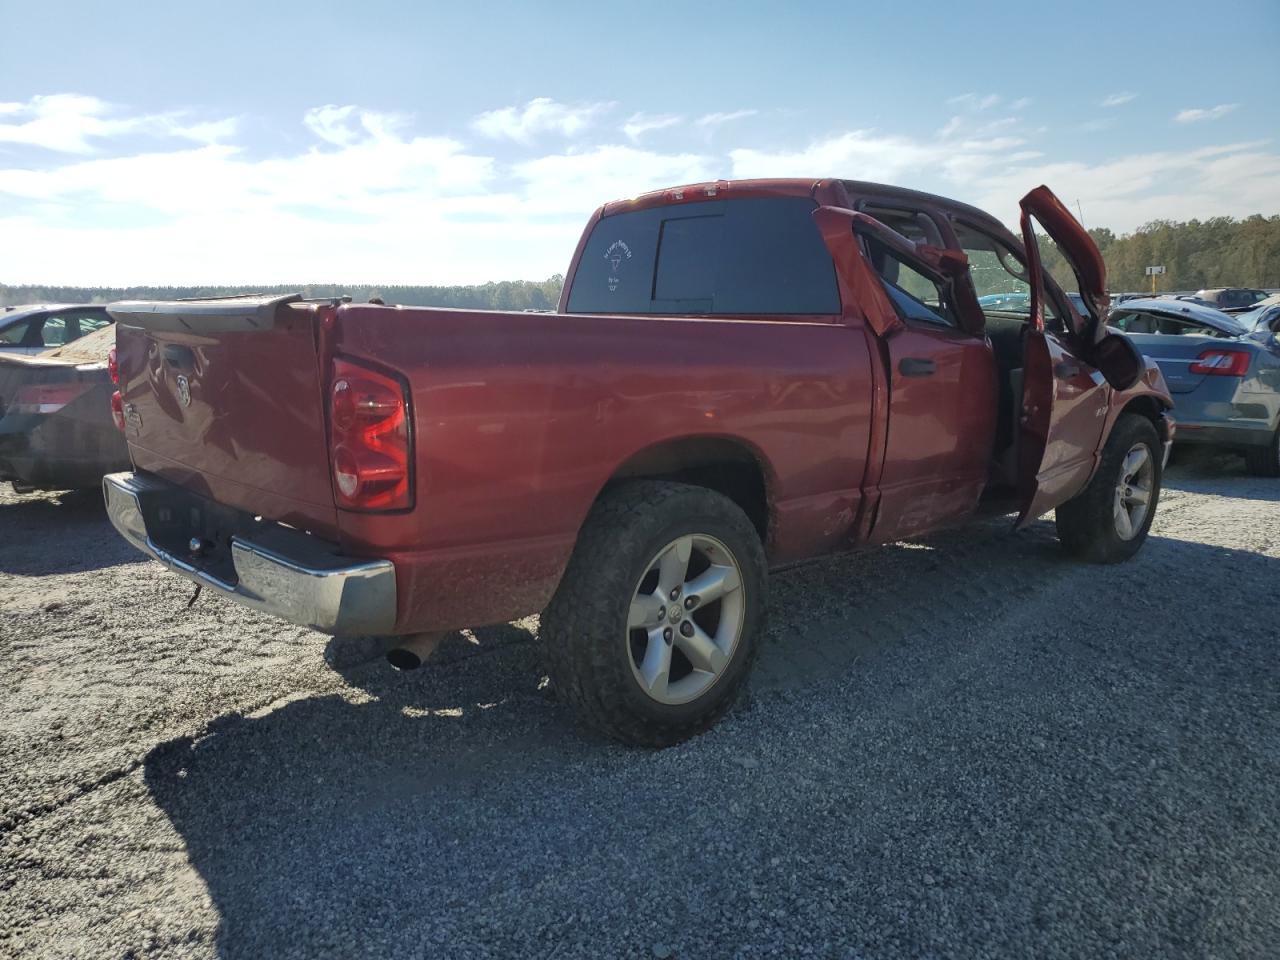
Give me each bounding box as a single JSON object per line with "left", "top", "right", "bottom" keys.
{"left": 0, "top": 487, "right": 147, "bottom": 575}
{"left": 138, "top": 515, "right": 1280, "bottom": 957}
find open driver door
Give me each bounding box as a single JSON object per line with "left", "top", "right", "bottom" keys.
{"left": 1014, "top": 185, "right": 1116, "bottom": 529}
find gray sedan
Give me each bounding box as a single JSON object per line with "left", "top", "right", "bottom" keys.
{"left": 0, "top": 303, "right": 112, "bottom": 354}
{"left": 1109, "top": 298, "right": 1280, "bottom": 476}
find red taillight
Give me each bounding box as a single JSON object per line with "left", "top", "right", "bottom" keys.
{"left": 108, "top": 346, "right": 126, "bottom": 431}
{"left": 111, "top": 391, "right": 125, "bottom": 432}
{"left": 10, "top": 382, "right": 93, "bottom": 415}
{"left": 1189, "top": 349, "right": 1250, "bottom": 377}
{"left": 328, "top": 358, "right": 412, "bottom": 511}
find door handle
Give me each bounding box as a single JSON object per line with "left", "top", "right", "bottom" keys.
{"left": 899, "top": 358, "right": 937, "bottom": 377}
{"left": 1054, "top": 361, "right": 1082, "bottom": 380}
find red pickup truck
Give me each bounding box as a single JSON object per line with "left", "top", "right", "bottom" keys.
{"left": 104, "top": 178, "right": 1173, "bottom": 746}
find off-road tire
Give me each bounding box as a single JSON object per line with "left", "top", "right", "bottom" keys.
{"left": 1243, "top": 428, "right": 1280, "bottom": 477}
{"left": 540, "top": 480, "right": 767, "bottom": 747}
{"left": 1055, "top": 413, "right": 1163, "bottom": 563}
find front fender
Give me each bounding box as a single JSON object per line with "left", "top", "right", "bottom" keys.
{"left": 1099, "top": 357, "right": 1176, "bottom": 472}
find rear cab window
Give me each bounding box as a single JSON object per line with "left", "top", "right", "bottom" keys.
{"left": 566, "top": 197, "right": 840, "bottom": 316}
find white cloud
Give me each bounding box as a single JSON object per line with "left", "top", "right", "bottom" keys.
{"left": 622, "top": 112, "right": 682, "bottom": 142}
{"left": 0, "top": 105, "right": 521, "bottom": 284}
{"left": 513, "top": 145, "right": 716, "bottom": 216}
{"left": 696, "top": 109, "right": 758, "bottom": 128}
{"left": 1175, "top": 103, "right": 1238, "bottom": 123}
{"left": 940, "top": 112, "right": 1023, "bottom": 141}
{"left": 1009, "top": 97, "right": 1032, "bottom": 110}
{"left": 977, "top": 117, "right": 1018, "bottom": 134}
{"left": 0, "top": 100, "right": 715, "bottom": 284}
{"left": 730, "top": 129, "right": 1025, "bottom": 189}
{"left": 1101, "top": 92, "right": 1137, "bottom": 108}
{"left": 1080, "top": 118, "right": 1117, "bottom": 133}
{"left": 1, "top": 94, "right": 1276, "bottom": 285}
{"left": 730, "top": 128, "right": 1279, "bottom": 234}
{"left": 471, "top": 97, "right": 611, "bottom": 143}
{"left": 947, "top": 93, "right": 1001, "bottom": 111}
{"left": 303, "top": 105, "right": 409, "bottom": 146}
{"left": 0, "top": 93, "right": 235, "bottom": 153}
{"left": 965, "top": 141, "right": 1280, "bottom": 231}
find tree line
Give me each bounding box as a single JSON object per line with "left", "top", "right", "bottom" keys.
{"left": 3, "top": 214, "right": 1277, "bottom": 309}
{"left": 1040, "top": 214, "right": 1280, "bottom": 293}
{"left": 0, "top": 277, "right": 567, "bottom": 311}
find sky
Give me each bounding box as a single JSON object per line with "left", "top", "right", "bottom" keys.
{"left": 1, "top": 0, "right": 1277, "bottom": 286}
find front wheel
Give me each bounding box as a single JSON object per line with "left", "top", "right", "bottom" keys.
{"left": 1055, "top": 413, "right": 1163, "bottom": 563}
{"left": 541, "top": 480, "right": 767, "bottom": 747}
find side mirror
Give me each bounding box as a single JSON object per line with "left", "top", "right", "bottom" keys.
{"left": 1092, "top": 332, "right": 1144, "bottom": 390}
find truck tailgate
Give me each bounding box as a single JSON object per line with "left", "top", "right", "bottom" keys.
{"left": 108, "top": 294, "right": 339, "bottom": 536}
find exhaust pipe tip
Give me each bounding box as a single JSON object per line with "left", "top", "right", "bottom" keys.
{"left": 386, "top": 648, "right": 425, "bottom": 671}
{"left": 386, "top": 631, "right": 445, "bottom": 672}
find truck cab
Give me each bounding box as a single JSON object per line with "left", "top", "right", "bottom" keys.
{"left": 561, "top": 178, "right": 1171, "bottom": 542}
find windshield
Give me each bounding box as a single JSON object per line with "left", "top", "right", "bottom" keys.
{"left": 954, "top": 222, "right": 1064, "bottom": 324}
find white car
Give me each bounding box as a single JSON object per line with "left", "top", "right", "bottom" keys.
{"left": 0, "top": 304, "right": 112, "bottom": 355}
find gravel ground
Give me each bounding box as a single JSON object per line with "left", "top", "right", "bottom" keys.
{"left": 2, "top": 449, "right": 1278, "bottom": 959}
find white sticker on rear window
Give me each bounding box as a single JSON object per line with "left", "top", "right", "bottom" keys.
{"left": 605, "top": 240, "right": 632, "bottom": 292}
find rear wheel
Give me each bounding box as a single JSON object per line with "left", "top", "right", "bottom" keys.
{"left": 541, "top": 481, "right": 766, "bottom": 747}
{"left": 1055, "top": 413, "right": 1162, "bottom": 563}
{"left": 1243, "top": 428, "right": 1280, "bottom": 477}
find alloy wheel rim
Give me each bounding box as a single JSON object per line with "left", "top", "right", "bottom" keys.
{"left": 626, "top": 534, "right": 746, "bottom": 705}
{"left": 1113, "top": 443, "right": 1155, "bottom": 541}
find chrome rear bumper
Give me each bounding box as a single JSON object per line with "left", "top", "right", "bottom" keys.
{"left": 103, "top": 471, "right": 396, "bottom": 635}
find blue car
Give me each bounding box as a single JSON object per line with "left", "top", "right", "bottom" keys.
{"left": 977, "top": 291, "right": 1092, "bottom": 316}
{"left": 1234, "top": 294, "right": 1280, "bottom": 334}
{"left": 1108, "top": 298, "right": 1280, "bottom": 476}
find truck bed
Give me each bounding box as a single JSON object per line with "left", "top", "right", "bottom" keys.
{"left": 109, "top": 295, "right": 874, "bottom": 632}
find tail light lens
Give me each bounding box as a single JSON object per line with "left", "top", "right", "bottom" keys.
{"left": 329, "top": 358, "right": 412, "bottom": 511}
{"left": 11, "top": 382, "right": 93, "bottom": 415}
{"left": 107, "top": 346, "right": 126, "bottom": 432}
{"left": 111, "top": 391, "right": 126, "bottom": 431}
{"left": 1189, "top": 349, "right": 1250, "bottom": 376}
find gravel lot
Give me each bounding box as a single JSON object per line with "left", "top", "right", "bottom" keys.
{"left": 2, "top": 451, "right": 1278, "bottom": 959}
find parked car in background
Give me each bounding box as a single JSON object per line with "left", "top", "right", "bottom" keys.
{"left": 1191, "top": 288, "right": 1270, "bottom": 312}
{"left": 1236, "top": 294, "right": 1280, "bottom": 333}
{"left": 1146, "top": 294, "right": 1223, "bottom": 311}
{"left": 977, "top": 290, "right": 1091, "bottom": 316}
{"left": 0, "top": 324, "right": 130, "bottom": 492}
{"left": 0, "top": 304, "right": 112, "bottom": 354}
{"left": 1109, "top": 298, "right": 1280, "bottom": 475}
{"left": 102, "top": 179, "right": 1173, "bottom": 746}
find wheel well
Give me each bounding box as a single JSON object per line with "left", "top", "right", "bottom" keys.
{"left": 605, "top": 438, "right": 772, "bottom": 542}
{"left": 1120, "top": 395, "right": 1171, "bottom": 441}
